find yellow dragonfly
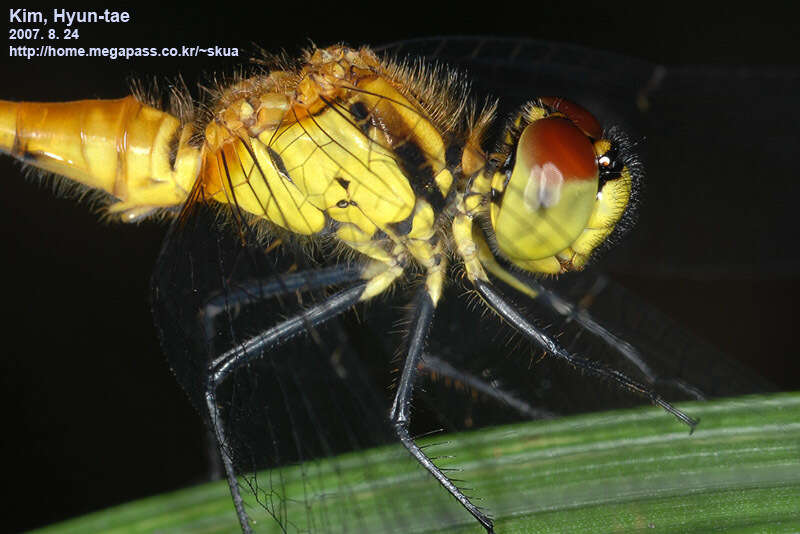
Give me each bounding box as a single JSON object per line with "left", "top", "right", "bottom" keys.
{"left": 3, "top": 35, "right": 794, "bottom": 533}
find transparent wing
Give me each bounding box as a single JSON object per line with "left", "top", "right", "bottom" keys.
{"left": 153, "top": 202, "right": 397, "bottom": 531}
{"left": 377, "top": 36, "right": 800, "bottom": 277}
{"left": 150, "top": 118, "right": 479, "bottom": 531}
{"left": 377, "top": 36, "right": 798, "bottom": 393}
{"left": 146, "top": 40, "right": 791, "bottom": 534}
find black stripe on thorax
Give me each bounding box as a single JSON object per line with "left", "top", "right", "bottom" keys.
{"left": 347, "top": 99, "right": 448, "bottom": 213}
{"left": 445, "top": 140, "right": 462, "bottom": 169}
{"left": 348, "top": 101, "right": 372, "bottom": 137}
{"left": 387, "top": 212, "right": 414, "bottom": 236}
{"left": 393, "top": 139, "right": 446, "bottom": 213}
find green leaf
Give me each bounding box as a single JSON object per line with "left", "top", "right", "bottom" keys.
{"left": 33, "top": 393, "right": 800, "bottom": 533}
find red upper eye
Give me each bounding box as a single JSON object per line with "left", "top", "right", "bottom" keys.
{"left": 539, "top": 97, "right": 602, "bottom": 140}
{"left": 519, "top": 116, "right": 598, "bottom": 183}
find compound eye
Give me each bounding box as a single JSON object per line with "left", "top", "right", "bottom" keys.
{"left": 539, "top": 96, "right": 603, "bottom": 140}
{"left": 493, "top": 117, "right": 599, "bottom": 265}
{"left": 518, "top": 116, "right": 599, "bottom": 190}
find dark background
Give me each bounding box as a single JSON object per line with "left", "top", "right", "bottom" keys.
{"left": 2, "top": 5, "right": 797, "bottom": 532}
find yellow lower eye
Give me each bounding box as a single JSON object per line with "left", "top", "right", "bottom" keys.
{"left": 491, "top": 117, "right": 599, "bottom": 269}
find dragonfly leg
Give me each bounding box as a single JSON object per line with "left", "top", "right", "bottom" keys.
{"left": 474, "top": 279, "right": 699, "bottom": 431}
{"left": 199, "top": 263, "right": 364, "bottom": 353}
{"left": 197, "top": 263, "right": 365, "bottom": 481}
{"left": 419, "top": 353, "right": 557, "bottom": 420}
{"left": 390, "top": 290, "right": 495, "bottom": 534}
{"left": 473, "top": 229, "right": 706, "bottom": 401}
{"left": 204, "top": 282, "right": 368, "bottom": 534}
{"left": 521, "top": 276, "right": 706, "bottom": 400}
{"left": 561, "top": 275, "right": 706, "bottom": 400}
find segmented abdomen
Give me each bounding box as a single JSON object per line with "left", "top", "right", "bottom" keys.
{"left": 0, "top": 96, "right": 199, "bottom": 220}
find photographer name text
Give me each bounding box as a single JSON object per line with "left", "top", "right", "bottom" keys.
{"left": 9, "top": 9, "right": 131, "bottom": 26}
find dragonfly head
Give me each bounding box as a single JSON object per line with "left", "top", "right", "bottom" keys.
{"left": 487, "top": 97, "right": 641, "bottom": 274}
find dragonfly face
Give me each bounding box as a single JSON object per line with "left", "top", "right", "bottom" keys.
{"left": 484, "top": 97, "right": 639, "bottom": 273}
{"left": 3, "top": 32, "right": 796, "bottom": 534}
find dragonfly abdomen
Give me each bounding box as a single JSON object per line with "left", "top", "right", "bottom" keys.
{"left": 0, "top": 96, "right": 199, "bottom": 221}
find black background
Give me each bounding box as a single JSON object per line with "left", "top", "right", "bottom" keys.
{"left": 2, "top": 4, "right": 798, "bottom": 532}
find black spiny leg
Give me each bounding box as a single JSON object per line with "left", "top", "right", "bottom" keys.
{"left": 204, "top": 282, "right": 367, "bottom": 533}
{"left": 474, "top": 279, "right": 698, "bottom": 430}
{"left": 520, "top": 274, "right": 706, "bottom": 400}
{"left": 200, "top": 264, "right": 363, "bottom": 354}
{"left": 419, "top": 353, "right": 557, "bottom": 420}
{"left": 390, "top": 290, "right": 495, "bottom": 534}
{"left": 198, "top": 264, "right": 364, "bottom": 481}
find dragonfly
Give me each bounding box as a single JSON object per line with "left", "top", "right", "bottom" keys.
{"left": 2, "top": 35, "right": 795, "bottom": 534}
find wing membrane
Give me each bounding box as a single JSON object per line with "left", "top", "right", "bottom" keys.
{"left": 148, "top": 38, "right": 788, "bottom": 532}
{"left": 377, "top": 36, "right": 800, "bottom": 276}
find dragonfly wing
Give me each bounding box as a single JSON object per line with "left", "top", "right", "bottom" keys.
{"left": 377, "top": 36, "right": 800, "bottom": 277}
{"left": 151, "top": 196, "right": 470, "bottom": 532}
{"left": 376, "top": 36, "right": 796, "bottom": 393}
{"left": 149, "top": 38, "right": 790, "bottom": 532}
